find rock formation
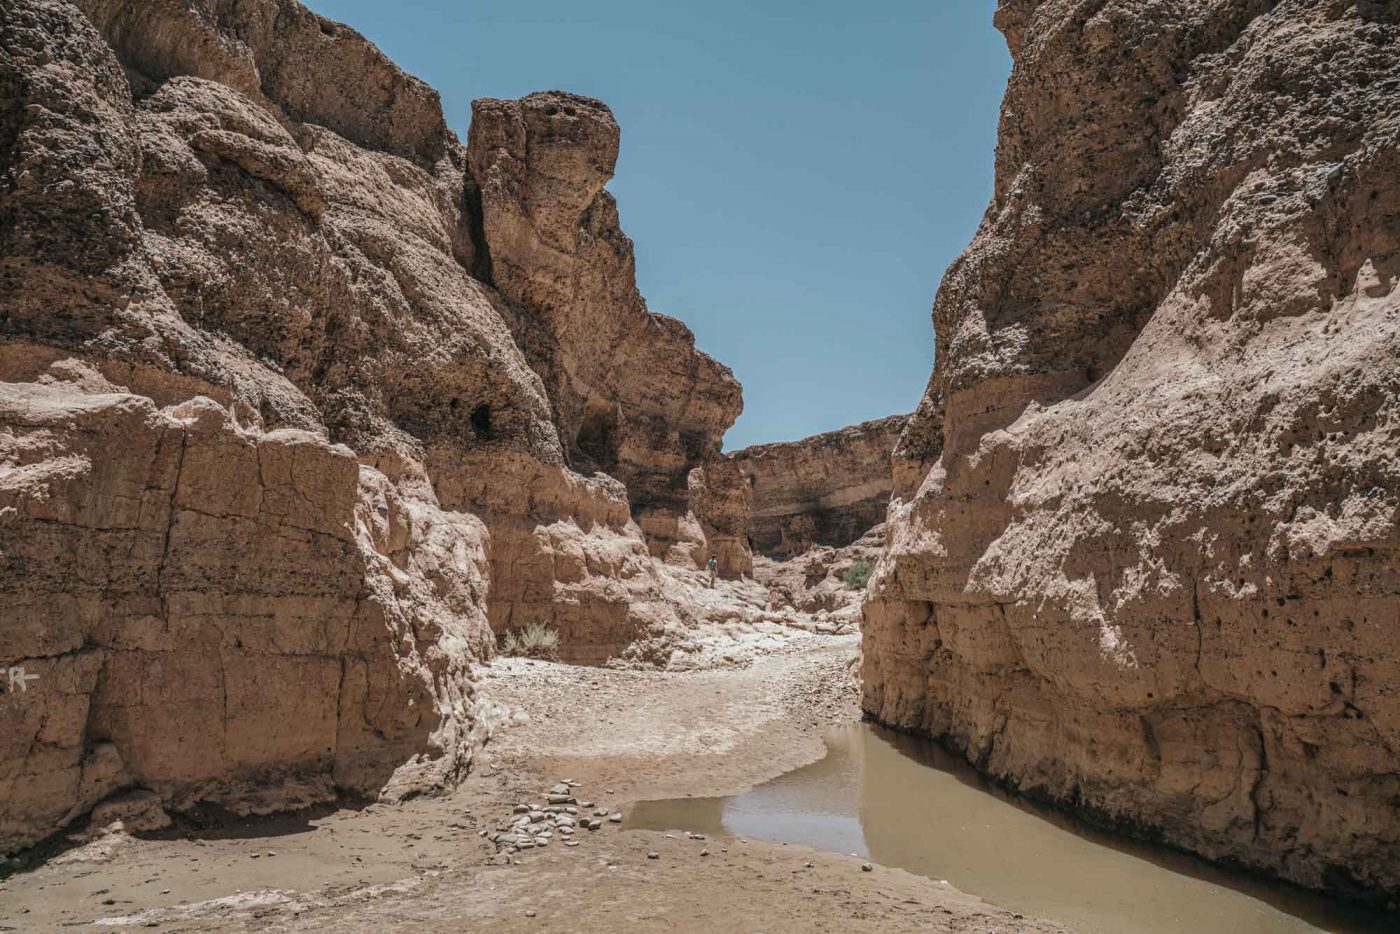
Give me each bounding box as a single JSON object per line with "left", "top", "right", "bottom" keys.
{"left": 1, "top": 376, "right": 491, "bottom": 853}
{"left": 733, "top": 415, "right": 906, "bottom": 558}
{"left": 864, "top": 0, "right": 1400, "bottom": 903}
{"left": 0, "top": 0, "right": 741, "bottom": 852}
{"left": 755, "top": 524, "right": 884, "bottom": 617}
{"left": 466, "top": 93, "right": 746, "bottom": 573}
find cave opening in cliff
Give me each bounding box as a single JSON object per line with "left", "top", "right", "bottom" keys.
{"left": 469, "top": 403, "right": 493, "bottom": 440}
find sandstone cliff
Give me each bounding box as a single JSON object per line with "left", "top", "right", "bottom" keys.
{"left": 734, "top": 415, "right": 906, "bottom": 558}
{"left": 864, "top": 0, "right": 1400, "bottom": 902}
{"left": 466, "top": 93, "right": 747, "bottom": 575}
{"left": 1, "top": 0, "right": 740, "bottom": 852}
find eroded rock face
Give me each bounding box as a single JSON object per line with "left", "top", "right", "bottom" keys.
{"left": 466, "top": 92, "right": 746, "bottom": 564}
{"left": 865, "top": 0, "right": 1400, "bottom": 901}
{"left": 0, "top": 0, "right": 738, "bottom": 849}
{"left": 0, "top": 375, "right": 491, "bottom": 852}
{"left": 755, "top": 524, "right": 884, "bottom": 617}
{"left": 734, "top": 415, "right": 906, "bottom": 558}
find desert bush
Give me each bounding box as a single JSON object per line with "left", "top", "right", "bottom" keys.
{"left": 841, "top": 559, "right": 874, "bottom": 591}
{"left": 499, "top": 620, "right": 561, "bottom": 659}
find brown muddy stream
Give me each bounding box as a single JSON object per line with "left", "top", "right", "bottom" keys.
{"left": 627, "top": 722, "right": 1393, "bottom": 934}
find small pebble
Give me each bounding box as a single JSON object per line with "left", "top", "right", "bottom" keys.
{"left": 647, "top": 852, "right": 659, "bottom": 860}
{"left": 861, "top": 863, "right": 873, "bottom": 872}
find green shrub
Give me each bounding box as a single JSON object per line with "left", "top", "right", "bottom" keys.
{"left": 841, "top": 559, "right": 874, "bottom": 591}
{"left": 499, "top": 620, "right": 562, "bottom": 659}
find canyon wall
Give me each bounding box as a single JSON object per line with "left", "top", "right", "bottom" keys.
{"left": 733, "top": 414, "right": 906, "bottom": 558}
{"left": 0, "top": 0, "right": 739, "bottom": 851}
{"left": 864, "top": 0, "right": 1400, "bottom": 902}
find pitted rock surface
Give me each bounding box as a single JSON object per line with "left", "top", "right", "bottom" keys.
{"left": 864, "top": 0, "right": 1400, "bottom": 902}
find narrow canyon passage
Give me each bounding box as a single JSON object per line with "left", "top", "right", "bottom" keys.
{"left": 2, "top": 0, "right": 1397, "bottom": 930}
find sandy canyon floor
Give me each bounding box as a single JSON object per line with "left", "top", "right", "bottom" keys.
{"left": 0, "top": 592, "right": 1060, "bottom": 934}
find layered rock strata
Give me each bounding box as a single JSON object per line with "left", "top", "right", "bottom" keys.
{"left": 0, "top": 375, "right": 490, "bottom": 853}
{"left": 864, "top": 0, "right": 1400, "bottom": 902}
{"left": 0, "top": 0, "right": 740, "bottom": 850}
{"left": 733, "top": 415, "right": 906, "bottom": 558}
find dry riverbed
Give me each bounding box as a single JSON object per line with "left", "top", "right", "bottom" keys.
{"left": 0, "top": 632, "right": 1062, "bottom": 933}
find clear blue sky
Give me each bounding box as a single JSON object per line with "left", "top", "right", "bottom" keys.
{"left": 306, "top": 0, "right": 1011, "bottom": 450}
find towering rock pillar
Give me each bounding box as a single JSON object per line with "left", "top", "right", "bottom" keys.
{"left": 466, "top": 93, "right": 749, "bottom": 574}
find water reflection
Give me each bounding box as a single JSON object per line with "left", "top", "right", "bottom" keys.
{"left": 627, "top": 722, "right": 1395, "bottom": 934}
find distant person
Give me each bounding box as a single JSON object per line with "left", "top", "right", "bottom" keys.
{"left": 768, "top": 583, "right": 781, "bottom": 611}
{"left": 707, "top": 555, "right": 718, "bottom": 587}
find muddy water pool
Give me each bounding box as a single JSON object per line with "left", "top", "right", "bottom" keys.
{"left": 627, "top": 722, "right": 1393, "bottom": 934}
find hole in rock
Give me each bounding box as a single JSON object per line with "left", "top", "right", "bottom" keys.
{"left": 470, "top": 404, "right": 493, "bottom": 440}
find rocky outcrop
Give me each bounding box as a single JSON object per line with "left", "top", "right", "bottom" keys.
{"left": 864, "top": 0, "right": 1400, "bottom": 903}
{"left": 0, "top": 373, "right": 492, "bottom": 853}
{"left": 755, "top": 524, "right": 883, "bottom": 618}
{"left": 466, "top": 93, "right": 746, "bottom": 569}
{"left": 0, "top": 0, "right": 740, "bottom": 851}
{"left": 733, "top": 415, "right": 906, "bottom": 558}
